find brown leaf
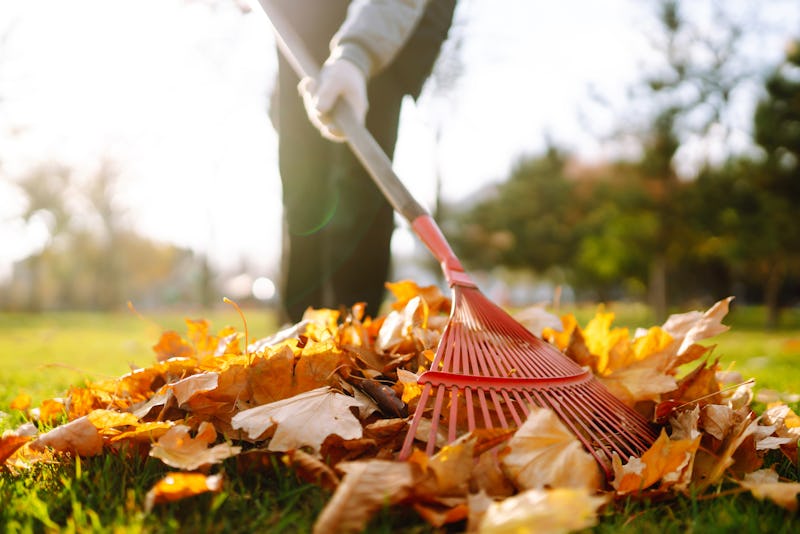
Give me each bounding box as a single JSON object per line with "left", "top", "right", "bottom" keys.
{"left": 284, "top": 449, "right": 340, "bottom": 491}
{"left": 312, "top": 460, "right": 416, "bottom": 534}
{"left": 144, "top": 472, "right": 223, "bottom": 512}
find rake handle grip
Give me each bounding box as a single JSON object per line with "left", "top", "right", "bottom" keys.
{"left": 258, "top": 0, "right": 474, "bottom": 287}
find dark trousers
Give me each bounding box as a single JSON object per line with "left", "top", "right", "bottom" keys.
{"left": 275, "top": 0, "right": 455, "bottom": 323}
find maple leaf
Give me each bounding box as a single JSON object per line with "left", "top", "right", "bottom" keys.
{"left": 312, "top": 460, "right": 416, "bottom": 534}
{"left": 611, "top": 429, "right": 701, "bottom": 493}
{"left": 231, "top": 387, "right": 366, "bottom": 453}
{"left": 144, "top": 472, "right": 223, "bottom": 513}
{"left": 152, "top": 330, "right": 194, "bottom": 361}
{"left": 150, "top": 422, "right": 241, "bottom": 470}
{"left": 385, "top": 280, "right": 450, "bottom": 314}
{"left": 501, "top": 408, "right": 602, "bottom": 491}
{"left": 476, "top": 487, "right": 607, "bottom": 534}
{"left": 738, "top": 468, "right": 800, "bottom": 512}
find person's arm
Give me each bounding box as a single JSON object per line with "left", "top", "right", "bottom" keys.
{"left": 301, "top": 0, "right": 431, "bottom": 141}
{"left": 331, "top": 0, "right": 430, "bottom": 78}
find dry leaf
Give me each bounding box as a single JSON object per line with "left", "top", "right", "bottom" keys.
{"left": 30, "top": 416, "right": 104, "bottom": 456}
{"left": 231, "top": 387, "right": 365, "bottom": 453}
{"left": 150, "top": 422, "right": 241, "bottom": 470}
{"left": 661, "top": 297, "right": 733, "bottom": 355}
{"left": 169, "top": 372, "right": 220, "bottom": 406}
{"left": 501, "top": 407, "right": 602, "bottom": 491}
{"left": 312, "top": 460, "right": 416, "bottom": 534}
{"left": 144, "top": 472, "right": 223, "bottom": 512}
{"left": 478, "top": 487, "right": 607, "bottom": 534}
{"left": 612, "top": 429, "right": 700, "bottom": 493}
{"left": 738, "top": 469, "right": 800, "bottom": 512}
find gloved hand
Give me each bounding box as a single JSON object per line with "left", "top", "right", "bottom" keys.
{"left": 299, "top": 58, "right": 368, "bottom": 142}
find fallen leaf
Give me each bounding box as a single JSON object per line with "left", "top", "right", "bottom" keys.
{"left": 169, "top": 372, "right": 220, "bottom": 406}
{"left": 144, "top": 472, "right": 223, "bottom": 512}
{"left": 9, "top": 393, "right": 31, "bottom": 411}
{"left": 150, "top": 422, "right": 241, "bottom": 470}
{"left": 231, "top": 387, "right": 365, "bottom": 453}
{"left": 312, "top": 460, "right": 416, "bottom": 534}
{"left": 283, "top": 449, "right": 340, "bottom": 491}
{"left": 152, "top": 330, "right": 194, "bottom": 361}
{"left": 0, "top": 431, "right": 33, "bottom": 466}
{"left": 612, "top": 429, "right": 700, "bottom": 493}
{"left": 501, "top": 407, "right": 602, "bottom": 491}
{"left": 30, "top": 416, "right": 104, "bottom": 456}
{"left": 661, "top": 297, "right": 733, "bottom": 355}
{"left": 478, "top": 487, "right": 607, "bottom": 534}
{"left": 738, "top": 468, "right": 800, "bottom": 512}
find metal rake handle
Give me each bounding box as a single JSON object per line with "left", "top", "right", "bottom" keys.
{"left": 258, "top": 0, "right": 474, "bottom": 287}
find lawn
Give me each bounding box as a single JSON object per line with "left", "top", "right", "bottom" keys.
{"left": 1, "top": 304, "right": 799, "bottom": 533}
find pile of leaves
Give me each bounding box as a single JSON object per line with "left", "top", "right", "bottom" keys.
{"left": 2, "top": 281, "right": 799, "bottom": 533}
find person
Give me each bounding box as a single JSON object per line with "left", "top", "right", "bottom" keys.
{"left": 273, "top": 0, "right": 457, "bottom": 323}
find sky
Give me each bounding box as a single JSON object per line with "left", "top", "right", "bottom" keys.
{"left": 1, "top": 0, "right": 798, "bottom": 283}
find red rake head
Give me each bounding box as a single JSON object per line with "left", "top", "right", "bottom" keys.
{"left": 399, "top": 285, "right": 658, "bottom": 479}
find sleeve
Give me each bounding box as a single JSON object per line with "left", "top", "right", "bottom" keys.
{"left": 329, "top": 0, "right": 431, "bottom": 78}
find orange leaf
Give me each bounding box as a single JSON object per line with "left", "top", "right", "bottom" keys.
{"left": 144, "top": 472, "right": 223, "bottom": 512}
{"left": 385, "top": 280, "right": 450, "bottom": 314}
{"left": 612, "top": 429, "right": 701, "bottom": 493}
{"left": 9, "top": 393, "right": 31, "bottom": 411}
{"left": 152, "top": 330, "right": 194, "bottom": 361}
{"left": 1, "top": 434, "right": 34, "bottom": 465}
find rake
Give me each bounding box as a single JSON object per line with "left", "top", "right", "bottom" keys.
{"left": 258, "top": 0, "right": 658, "bottom": 479}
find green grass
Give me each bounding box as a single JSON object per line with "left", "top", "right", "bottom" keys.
{"left": 1, "top": 306, "right": 799, "bottom": 533}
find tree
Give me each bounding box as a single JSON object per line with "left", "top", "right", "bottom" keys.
{"left": 618, "top": 0, "right": 757, "bottom": 319}
{"left": 750, "top": 39, "right": 800, "bottom": 326}
{"left": 449, "top": 148, "right": 578, "bottom": 278}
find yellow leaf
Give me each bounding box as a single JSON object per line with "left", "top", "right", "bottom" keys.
{"left": 144, "top": 472, "right": 223, "bottom": 512}
{"left": 478, "top": 487, "right": 607, "bottom": 534}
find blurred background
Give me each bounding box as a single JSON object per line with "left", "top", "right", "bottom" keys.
{"left": 1, "top": 0, "right": 799, "bottom": 327}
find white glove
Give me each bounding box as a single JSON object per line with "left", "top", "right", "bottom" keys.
{"left": 299, "top": 58, "right": 368, "bottom": 142}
